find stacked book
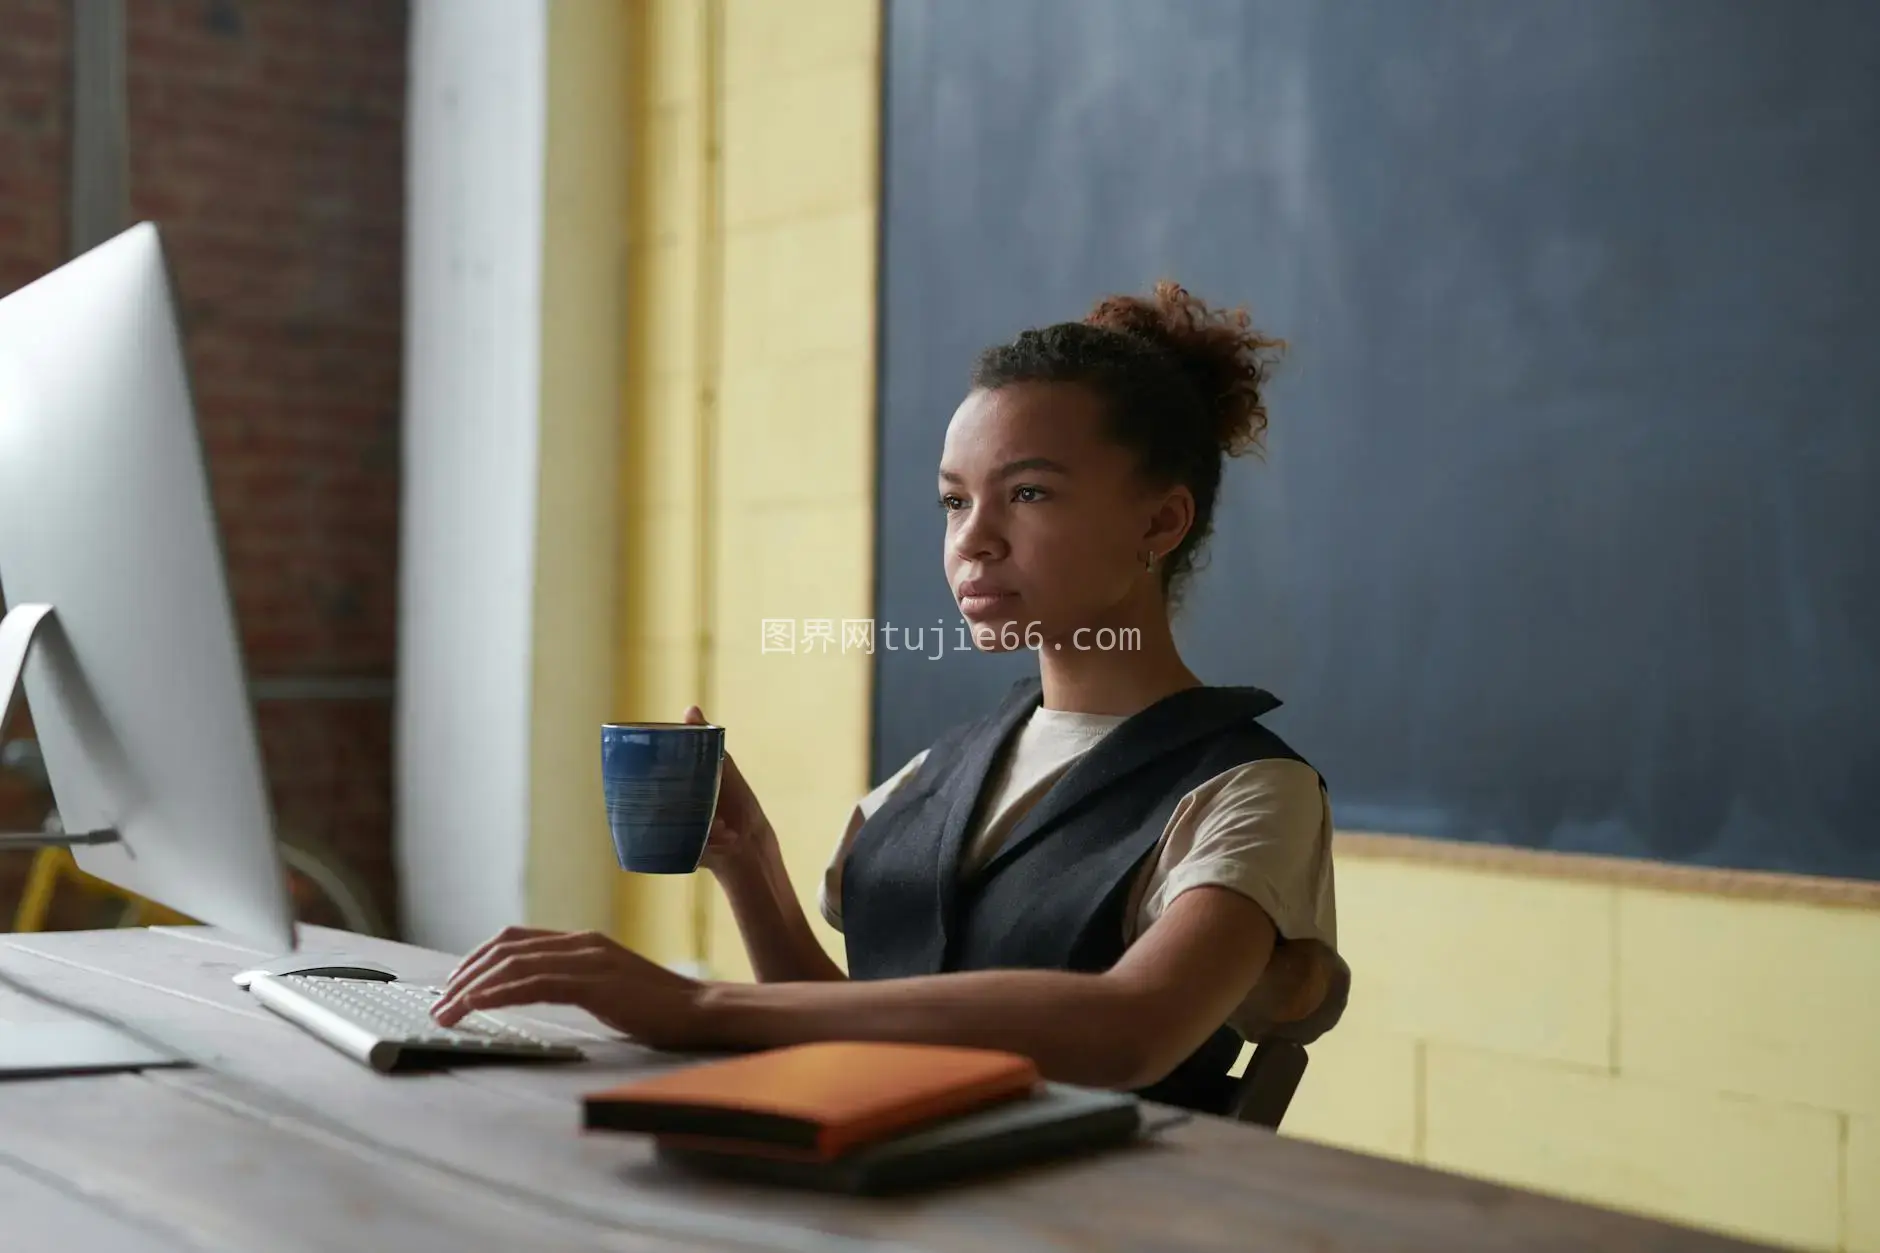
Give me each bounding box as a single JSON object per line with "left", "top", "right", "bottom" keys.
{"left": 581, "top": 1041, "right": 1143, "bottom": 1194}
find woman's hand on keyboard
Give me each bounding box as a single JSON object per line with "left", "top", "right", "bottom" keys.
{"left": 432, "top": 926, "right": 705, "bottom": 1049}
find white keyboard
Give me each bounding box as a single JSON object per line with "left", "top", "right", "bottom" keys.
{"left": 246, "top": 974, "right": 586, "bottom": 1072}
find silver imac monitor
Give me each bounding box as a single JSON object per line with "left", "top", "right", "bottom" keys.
{"left": 0, "top": 222, "right": 296, "bottom": 952}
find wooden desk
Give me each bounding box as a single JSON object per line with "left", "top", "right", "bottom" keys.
{"left": 0, "top": 925, "right": 1772, "bottom": 1252}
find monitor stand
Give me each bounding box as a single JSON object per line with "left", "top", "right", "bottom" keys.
{"left": 0, "top": 602, "right": 189, "bottom": 1077}
{"left": 0, "top": 604, "right": 121, "bottom": 852}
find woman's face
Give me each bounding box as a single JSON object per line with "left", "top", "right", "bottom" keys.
{"left": 938, "top": 382, "right": 1191, "bottom": 650}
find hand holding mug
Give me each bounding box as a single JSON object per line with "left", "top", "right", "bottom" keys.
{"left": 682, "top": 705, "right": 773, "bottom": 876}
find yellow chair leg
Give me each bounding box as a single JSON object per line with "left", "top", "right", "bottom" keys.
{"left": 13, "top": 846, "right": 69, "bottom": 932}
{"left": 13, "top": 844, "right": 199, "bottom": 933}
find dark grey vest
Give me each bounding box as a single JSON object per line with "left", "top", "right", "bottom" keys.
{"left": 840, "top": 676, "right": 1317, "bottom": 1114}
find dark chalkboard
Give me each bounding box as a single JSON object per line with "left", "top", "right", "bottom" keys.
{"left": 871, "top": 0, "right": 1880, "bottom": 881}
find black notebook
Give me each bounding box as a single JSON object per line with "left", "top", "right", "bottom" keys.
{"left": 652, "top": 1082, "right": 1143, "bottom": 1195}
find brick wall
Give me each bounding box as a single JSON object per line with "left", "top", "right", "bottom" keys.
{"left": 0, "top": 0, "right": 407, "bottom": 935}
{"left": 0, "top": 0, "right": 73, "bottom": 919}
{"left": 0, "top": 0, "right": 67, "bottom": 296}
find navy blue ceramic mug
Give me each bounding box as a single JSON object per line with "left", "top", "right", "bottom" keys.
{"left": 600, "top": 721, "right": 725, "bottom": 874}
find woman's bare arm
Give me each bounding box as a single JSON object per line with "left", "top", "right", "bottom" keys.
{"left": 435, "top": 887, "right": 1277, "bottom": 1090}
{"left": 693, "top": 884, "right": 1276, "bottom": 1089}
{"left": 710, "top": 821, "right": 847, "bottom": 983}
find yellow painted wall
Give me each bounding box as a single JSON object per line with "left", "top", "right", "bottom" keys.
{"left": 605, "top": 4, "right": 1877, "bottom": 1249}
{"left": 525, "top": 0, "right": 631, "bottom": 934}
{"left": 611, "top": 0, "right": 717, "bottom": 968}
{"left": 705, "top": 0, "right": 879, "bottom": 978}
{"left": 1285, "top": 846, "right": 1879, "bottom": 1252}
{"left": 613, "top": 0, "right": 878, "bottom": 976}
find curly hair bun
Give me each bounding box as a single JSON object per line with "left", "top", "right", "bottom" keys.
{"left": 1083, "top": 280, "right": 1285, "bottom": 457}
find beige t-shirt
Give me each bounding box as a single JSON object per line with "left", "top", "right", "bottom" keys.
{"left": 819, "top": 705, "right": 1344, "bottom": 1042}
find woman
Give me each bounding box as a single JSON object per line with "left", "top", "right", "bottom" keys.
{"left": 434, "top": 282, "right": 1347, "bottom": 1115}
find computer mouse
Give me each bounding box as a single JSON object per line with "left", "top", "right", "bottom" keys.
{"left": 231, "top": 954, "right": 402, "bottom": 989}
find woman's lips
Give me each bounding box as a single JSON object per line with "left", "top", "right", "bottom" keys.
{"left": 956, "top": 589, "right": 1018, "bottom": 616}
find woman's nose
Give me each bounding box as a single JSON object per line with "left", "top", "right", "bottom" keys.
{"left": 950, "top": 504, "right": 1006, "bottom": 562}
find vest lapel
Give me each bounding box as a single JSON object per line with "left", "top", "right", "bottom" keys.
{"left": 931, "top": 676, "right": 1043, "bottom": 958}
{"left": 967, "top": 684, "right": 1282, "bottom": 884}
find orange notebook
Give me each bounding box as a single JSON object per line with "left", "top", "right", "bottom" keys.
{"left": 581, "top": 1042, "right": 1041, "bottom": 1161}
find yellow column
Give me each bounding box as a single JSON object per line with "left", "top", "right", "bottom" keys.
{"left": 612, "top": 0, "right": 881, "bottom": 976}
{"left": 524, "top": 0, "right": 632, "bottom": 934}
{"left": 702, "top": 0, "right": 880, "bottom": 979}
{"left": 611, "top": 0, "right": 718, "bottom": 967}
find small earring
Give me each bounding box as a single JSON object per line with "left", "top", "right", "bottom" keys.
{"left": 1143, "top": 549, "right": 1157, "bottom": 572}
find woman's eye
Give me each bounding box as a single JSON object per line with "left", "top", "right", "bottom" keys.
{"left": 1012, "top": 485, "right": 1048, "bottom": 503}
{"left": 937, "top": 494, "right": 964, "bottom": 512}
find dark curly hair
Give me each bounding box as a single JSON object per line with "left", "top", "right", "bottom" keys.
{"left": 970, "top": 280, "right": 1286, "bottom": 605}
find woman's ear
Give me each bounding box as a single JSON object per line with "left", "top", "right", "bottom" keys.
{"left": 1142, "top": 484, "right": 1195, "bottom": 563}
